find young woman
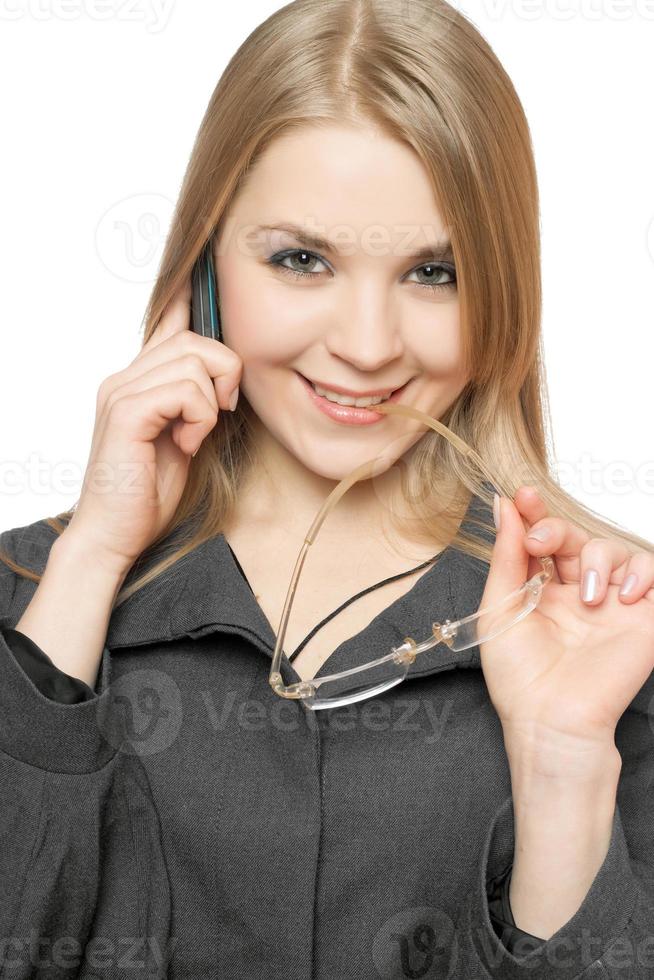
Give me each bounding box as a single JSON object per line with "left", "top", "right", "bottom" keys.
{"left": 1, "top": 1, "right": 652, "bottom": 977}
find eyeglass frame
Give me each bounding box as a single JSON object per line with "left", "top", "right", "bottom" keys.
{"left": 268, "top": 400, "right": 554, "bottom": 707}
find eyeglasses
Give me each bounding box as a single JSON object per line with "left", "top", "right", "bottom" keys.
{"left": 268, "top": 401, "right": 554, "bottom": 711}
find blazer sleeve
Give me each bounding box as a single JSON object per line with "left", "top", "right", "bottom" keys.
{"left": 1, "top": 626, "right": 97, "bottom": 703}
{"left": 487, "top": 865, "right": 547, "bottom": 956}
{"left": 452, "top": 678, "right": 654, "bottom": 979}
{"left": 0, "top": 535, "right": 172, "bottom": 979}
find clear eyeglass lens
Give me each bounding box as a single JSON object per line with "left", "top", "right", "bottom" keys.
{"left": 441, "top": 575, "right": 540, "bottom": 651}
{"left": 301, "top": 577, "right": 541, "bottom": 710}
{"left": 301, "top": 657, "right": 410, "bottom": 710}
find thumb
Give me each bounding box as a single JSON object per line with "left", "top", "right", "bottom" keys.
{"left": 481, "top": 494, "right": 530, "bottom": 609}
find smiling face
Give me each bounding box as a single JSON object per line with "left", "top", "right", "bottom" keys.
{"left": 213, "top": 122, "right": 470, "bottom": 526}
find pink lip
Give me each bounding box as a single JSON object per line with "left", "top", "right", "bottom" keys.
{"left": 296, "top": 371, "right": 412, "bottom": 426}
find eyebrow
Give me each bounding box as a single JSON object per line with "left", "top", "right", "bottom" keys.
{"left": 255, "top": 223, "right": 454, "bottom": 263}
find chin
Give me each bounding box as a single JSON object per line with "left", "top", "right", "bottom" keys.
{"left": 296, "top": 443, "right": 399, "bottom": 486}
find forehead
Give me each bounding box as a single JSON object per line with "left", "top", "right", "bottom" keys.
{"left": 226, "top": 123, "right": 448, "bottom": 244}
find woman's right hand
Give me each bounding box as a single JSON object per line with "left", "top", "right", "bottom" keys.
{"left": 63, "top": 278, "right": 242, "bottom": 576}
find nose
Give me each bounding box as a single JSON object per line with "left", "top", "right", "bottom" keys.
{"left": 323, "top": 283, "right": 405, "bottom": 372}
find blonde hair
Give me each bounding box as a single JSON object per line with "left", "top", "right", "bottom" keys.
{"left": 3, "top": 0, "right": 652, "bottom": 602}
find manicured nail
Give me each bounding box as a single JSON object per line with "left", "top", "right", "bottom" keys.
{"left": 619, "top": 573, "right": 638, "bottom": 597}
{"left": 493, "top": 493, "right": 501, "bottom": 531}
{"left": 527, "top": 526, "right": 549, "bottom": 542}
{"left": 229, "top": 386, "right": 239, "bottom": 412}
{"left": 582, "top": 568, "right": 599, "bottom": 603}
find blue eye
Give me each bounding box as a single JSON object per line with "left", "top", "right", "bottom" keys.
{"left": 266, "top": 248, "right": 457, "bottom": 293}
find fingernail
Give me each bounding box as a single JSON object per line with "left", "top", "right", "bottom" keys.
{"left": 527, "top": 526, "right": 550, "bottom": 542}
{"left": 493, "top": 493, "right": 501, "bottom": 531}
{"left": 229, "top": 386, "right": 239, "bottom": 412}
{"left": 582, "top": 568, "right": 599, "bottom": 603}
{"left": 619, "top": 573, "right": 638, "bottom": 597}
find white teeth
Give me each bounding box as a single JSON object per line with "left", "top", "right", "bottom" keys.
{"left": 311, "top": 383, "right": 392, "bottom": 407}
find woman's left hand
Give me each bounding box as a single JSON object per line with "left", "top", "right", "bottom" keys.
{"left": 479, "top": 485, "right": 654, "bottom": 758}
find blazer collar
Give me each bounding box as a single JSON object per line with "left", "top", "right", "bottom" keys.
{"left": 101, "top": 492, "right": 494, "bottom": 682}
{"left": 13, "top": 491, "right": 494, "bottom": 683}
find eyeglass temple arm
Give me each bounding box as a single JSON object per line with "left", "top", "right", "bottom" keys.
{"left": 269, "top": 400, "right": 546, "bottom": 700}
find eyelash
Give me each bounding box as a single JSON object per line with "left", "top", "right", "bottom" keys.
{"left": 266, "top": 248, "right": 457, "bottom": 293}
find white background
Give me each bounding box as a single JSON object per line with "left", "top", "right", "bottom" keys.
{"left": 1, "top": 0, "right": 653, "bottom": 541}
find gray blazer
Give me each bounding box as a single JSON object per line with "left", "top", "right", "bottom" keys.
{"left": 0, "top": 506, "right": 651, "bottom": 979}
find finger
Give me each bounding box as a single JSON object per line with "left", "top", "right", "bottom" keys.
{"left": 514, "top": 487, "right": 639, "bottom": 606}
{"left": 113, "top": 315, "right": 241, "bottom": 414}
{"left": 109, "top": 378, "right": 218, "bottom": 457}
{"left": 513, "top": 484, "right": 549, "bottom": 525}
{"left": 514, "top": 481, "right": 597, "bottom": 586}
{"left": 138, "top": 278, "right": 193, "bottom": 358}
{"left": 578, "top": 536, "right": 636, "bottom": 606}
{"left": 480, "top": 495, "right": 531, "bottom": 609}
{"left": 617, "top": 552, "right": 654, "bottom": 604}
{"left": 104, "top": 356, "right": 219, "bottom": 420}
{"left": 133, "top": 335, "right": 241, "bottom": 413}
{"left": 512, "top": 485, "right": 563, "bottom": 584}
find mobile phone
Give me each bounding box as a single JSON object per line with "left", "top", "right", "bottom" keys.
{"left": 190, "top": 242, "right": 222, "bottom": 341}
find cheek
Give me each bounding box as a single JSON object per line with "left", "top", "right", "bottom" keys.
{"left": 411, "top": 304, "right": 464, "bottom": 379}
{"left": 216, "top": 261, "right": 311, "bottom": 362}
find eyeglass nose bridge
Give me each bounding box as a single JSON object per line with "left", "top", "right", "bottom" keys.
{"left": 391, "top": 619, "right": 458, "bottom": 668}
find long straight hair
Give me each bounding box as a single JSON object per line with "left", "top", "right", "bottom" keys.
{"left": 3, "top": 0, "right": 652, "bottom": 601}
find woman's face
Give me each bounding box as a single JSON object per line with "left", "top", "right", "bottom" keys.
{"left": 214, "top": 123, "right": 470, "bottom": 502}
